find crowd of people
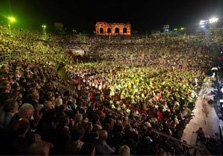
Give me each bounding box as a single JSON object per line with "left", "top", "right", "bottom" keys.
{"left": 0, "top": 25, "right": 72, "bottom": 65}
{"left": 0, "top": 25, "right": 222, "bottom": 155}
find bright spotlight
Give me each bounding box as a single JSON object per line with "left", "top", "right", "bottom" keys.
{"left": 180, "top": 27, "right": 185, "bottom": 31}
{"left": 42, "top": 24, "right": 47, "bottom": 29}
{"left": 209, "top": 17, "right": 219, "bottom": 24}
{"left": 201, "top": 25, "right": 205, "bottom": 28}
{"left": 7, "top": 16, "right": 16, "bottom": 23}
{"left": 199, "top": 20, "right": 208, "bottom": 25}
{"left": 7, "top": 16, "right": 16, "bottom": 35}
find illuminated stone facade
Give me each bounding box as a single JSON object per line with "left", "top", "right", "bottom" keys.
{"left": 95, "top": 22, "right": 131, "bottom": 35}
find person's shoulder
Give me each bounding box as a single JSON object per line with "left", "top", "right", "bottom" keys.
{"left": 10, "top": 113, "right": 19, "bottom": 121}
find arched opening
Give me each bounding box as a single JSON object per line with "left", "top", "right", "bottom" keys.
{"left": 123, "top": 27, "right": 127, "bottom": 33}
{"left": 115, "top": 27, "right": 119, "bottom": 34}
{"left": 107, "top": 28, "right": 111, "bottom": 33}
{"left": 100, "top": 28, "right": 104, "bottom": 33}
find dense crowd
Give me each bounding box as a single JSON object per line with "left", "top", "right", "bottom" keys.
{"left": 0, "top": 26, "right": 72, "bottom": 65}
{"left": 0, "top": 60, "right": 202, "bottom": 155}
{"left": 0, "top": 25, "right": 222, "bottom": 155}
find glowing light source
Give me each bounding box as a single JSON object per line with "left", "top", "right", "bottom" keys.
{"left": 173, "top": 28, "right": 178, "bottom": 31}
{"left": 209, "top": 17, "right": 219, "bottom": 24}
{"left": 199, "top": 19, "right": 209, "bottom": 29}
{"left": 7, "top": 16, "right": 16, "bottom": 23}
{"left": 199, "top": 20, "right": 208, "bottom": 26}
{"left": 42, "top": 24, "right": 47, "bottom": 29}
{"left": 7, "top": 16, "right": 16, "bottom": 35}
{"left": 41, "top": 24, "right": 47, "bottom": 36}
{"left": 41, "top": 24, "right": 47, "bottom": 40}
{"left": 180, "top": 27, "right": 185, "bottom": 31}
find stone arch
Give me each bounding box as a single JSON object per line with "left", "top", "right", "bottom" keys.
{"left": 123, "top": 27, "right": 127, "bottom": 33}
{"left": 95, "top": 22, "right": 131, "bottom": 35}
{"left": 100, "top": 28, "right": 104, "bottom": 33}
{"left": 115, "top": 27, "right": 120, "bottom": 34}
{"left": 107, "top": 28, "right": 111, "bottom": 33}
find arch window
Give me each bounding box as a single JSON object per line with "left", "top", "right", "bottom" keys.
{"left": 123, "top": 27, "right": 127, "bottom": 33}
{"left": 100, "top": 28, "right": 104, "bottom": 33}
{"left": 107, "top": 28, "right": 111, "bottom": 33}
{"left": 115, "top": 27, "right": 119, "bottom": 33}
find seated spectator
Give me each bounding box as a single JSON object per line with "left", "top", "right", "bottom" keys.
{"left": 82, "top": 122, "right": 95, "bottom": 143}
{"left": 52, "top": 114, "right": 71, "bottom": 155}
{"left": 117, "top": 145, "right": 131, "bottom": 156}
{"left": 27, "top": 133, "right": 53, "bottom": 156}
{"left": 0, "top": 99, "right": 19, "bottom": 128}
{"left": 66, "top": 125, "right": 85, "bottom": 154}
{"left": 8, "top": 103, "right": 34, "bottom": 126}
{"left": 79, "top": 143, "right": 96, "bottom": 156}
{"left": 136, "top": 136, "right": 155, "bottom": 155}
{"left": 95, "top": 129, "right": 116, "bottom": 155}
{"left": 0, "top": 80, "right": 12, "bottom": 106}
{"left": 7, "top": 118, "right": 31, "bottom": 155}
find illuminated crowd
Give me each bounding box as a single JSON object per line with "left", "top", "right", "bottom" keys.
{"left": 0, "top": 25, "right": 222, "bottom": 155}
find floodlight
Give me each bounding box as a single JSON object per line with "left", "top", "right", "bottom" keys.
{"left": 201, "top": 25, "right": 205, "bottom": 28}
{"left": 7, "top": 16, "right": 16, "bottom": 35}
{"left": 209, "top": 17, "right": 219, "bottom": 24}
{"left": 42, "top": 25, "right": 47, "bottom": 29}
{"left": 173, "top": 28, "right": 178, "bottom": 31}
{"left": 199, "top": 20, "right": 208, "bottom": 25}
{"left": 41, "top": 24, "right": 47, "bottom": 36}
{"left": 7, "top": 16, "right": 16, "bottom": 23}
{"left": 180, "top": 27, "right": 185, "bottom": 31}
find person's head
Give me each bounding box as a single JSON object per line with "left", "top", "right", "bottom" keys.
{"left": 71, "top": 125, "right": 85, "bottom": 141}
{"left": 75, "top": 112, "right": 83, "bottom": 123}
{"left": 18, "top": 103, "right": 34, "bottom": 119}
{"left": 58, "top": 114, "right": 70, "bottom": 126}
{"left": 99, "top": 130, "right": 108, "bottom": 140}
{"left": 0, "top": 64, "right": 9, "bottom": 73}
{"left": 107, "top": 118, "right": 115, "bottom": 129}
{"left": 31, "top": 89, "right": 40, "bottom": 101}
{"left": 84, "top": 122, "right": 93, "bottom": 132}
{"left": 0, "top": 80, "right": 11, "bottom": 93}
{"left": 4, "top": 99, "right": 19, "bottom": 113}
{"left": 92, "top": 114, "right": 100, "bottom": 124}
{"left": 44, "top": 100, "right": 54, "bottom": 110}
{"left": 118, "top": 145, "right": 131, "bottom": 156}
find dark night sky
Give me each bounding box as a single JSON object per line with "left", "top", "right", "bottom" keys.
{"left": 0, "top": 0, "right": 222, "bottom": 33}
